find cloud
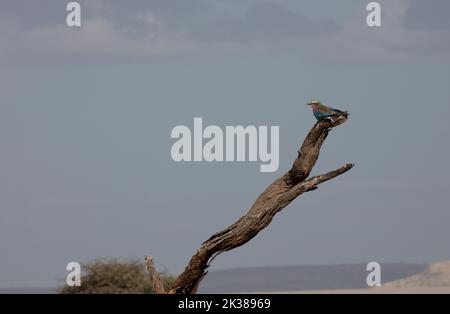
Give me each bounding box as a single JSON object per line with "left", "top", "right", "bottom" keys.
{"left": 0, "top": 0, "right": 340, "bottom": 64}
{"left": 189, "top": 1, "right": 339, "bottom": 43}
{"left": 313, "top": 0, "right": 450, "bottom": 63}
{"left": 246, "top": 2, "right": 339, "bottom": 40}
{"left": 387, "top": 0, "right": 450, "bottom": 56}
{"left": 1, "top": 0, "right": 449, "bottom": 65}
{"left": 404, "top": 0, "right": 450, "bottom": 30}
{"left": 0, "top": 0, "right": 66, "bottom": 29}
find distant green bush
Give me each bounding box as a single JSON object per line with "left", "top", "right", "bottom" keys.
{"left": 59, "top": 259, "right": 174, "bottom": 294}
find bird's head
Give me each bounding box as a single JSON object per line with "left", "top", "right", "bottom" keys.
{"left": 306, "top": 100, "right": 321, "bottom": 106}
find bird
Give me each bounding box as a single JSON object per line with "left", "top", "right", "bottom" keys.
{"left": 306, "top": 100, "right": 348, "bottom": 121}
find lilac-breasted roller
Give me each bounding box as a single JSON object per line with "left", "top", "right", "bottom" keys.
{"left": 306, "top": 100, "right": 348, "bottom": 121}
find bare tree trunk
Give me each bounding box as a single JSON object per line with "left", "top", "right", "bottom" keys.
{"left": 149, "top": 114, "right": 353, "bottom": 294}
{"left": 145, "top": 256, "right": 165, "bottom": 294}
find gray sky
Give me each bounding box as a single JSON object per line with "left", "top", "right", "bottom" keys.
{"left": 1, "top": 0, "right": 450, "bottom": 288}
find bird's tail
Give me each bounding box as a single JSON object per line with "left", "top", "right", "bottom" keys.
{"left": 332, "top": 108, "right": 349, "bottom": 117}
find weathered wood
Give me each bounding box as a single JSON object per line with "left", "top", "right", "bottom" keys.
{"left": 153, "top": 114, "right": 353, "bottom": 294}
{"left": 144, "top": 256, "right": 165, "bottom": 294}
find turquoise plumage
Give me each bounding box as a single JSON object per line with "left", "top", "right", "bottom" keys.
{"left": 307, "top": 100, "right": 347, "bottom": 121}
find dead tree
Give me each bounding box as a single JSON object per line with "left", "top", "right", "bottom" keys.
{"left": 146, "top": 114, "right": 353, "bottom": 294}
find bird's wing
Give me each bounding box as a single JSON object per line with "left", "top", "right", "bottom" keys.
{"left": 317, "top": 103, "right": 335, "bottom": 114}
{"left": 331, "top": 107, "right": 344, "bottom": 113}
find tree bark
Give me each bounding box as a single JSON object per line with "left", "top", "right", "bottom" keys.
{"left": 145, "top": 256, "right": 165, "bottom": 294}
{"left": 149, "top": 114, "right": 353, "bottom": 294}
